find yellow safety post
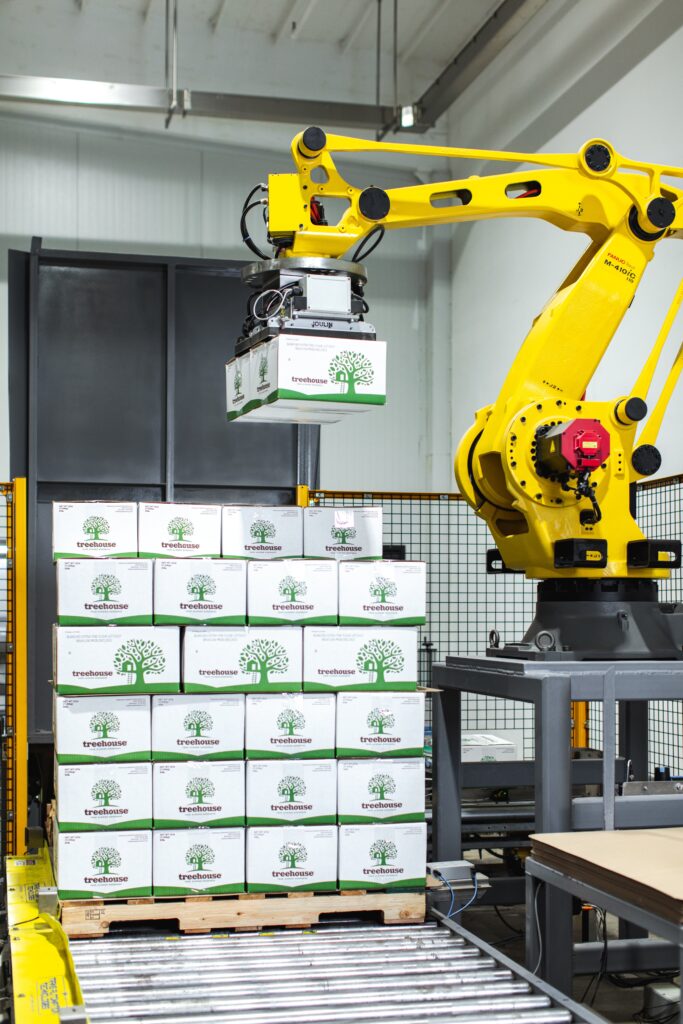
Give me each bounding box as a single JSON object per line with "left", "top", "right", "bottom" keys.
{"left": 296, "top": 484, "right": 310, "bottom": 507}
{"left": 571, "top": 701, "right": 590, "bottom": 749}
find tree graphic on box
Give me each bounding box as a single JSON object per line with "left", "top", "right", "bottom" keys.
{"left": 187, "top": 574, "right": 216, "bottom": 602}
{"left": 185, "top": 776, "right": 215, "bottom": 806}
{"left": 277, "top": 708, "right": 305, "bottom": 737}
{"left": 367, "top": 707, "right": 395, "bottom": 736}
{"left": 234, "top": 367, "right": 243, "bottom": 395}
{"left": 186, "top": 843, "right": 214, "bottom": 872}
{"left": 258, "top": 354, "right": 268, "bottom": 384}
{"left": 168, "top": 517, "right": 194, "bottom": 542}
{"left": 279, "top": 842, "right": 307, "bottom": 869}
{"left": 250, "top": 519, "right": 276, "bottom": 545}
{"left": 92, "top": 847, "right": 121, "bottom": 876}
{"left": 114, "top": 640, "right": 166, "bottom": 687}
{"left": 370, "top": 839, "right": 396, "bottom": 867}
{"left": 278, "top": 576, "right": 307, "bottom": 603}
{"left": 278, "top": 776, "right": 306, "bottom": 803}
{"left": 89, "top": 711, "right": 120, "bottom": 740}
{"left": 183, "top": 710, "right": 213, "bottom": 738}
{"left": 82, "top": 515, "right": 109, "bottom": 541}
{"left": 239, "top": 639, "right": 288, "bottom": 687}
{"left": 357, "top": 639, "right": 405, "bottom": 687}
{"left": 368, "top": 773, "right": 396, "bottom": 801}
{"left": 330, "top": 525, "right": 356, "bottom": 545}
{"left": 369, "top": 576, "right": 397, "bottom": 604}
{"left": 91, "top": 779, "right": 121, "bottom": 808}
{"left": 328, "top": 351, "right": 374, "bottom": 396}
{"left": 91, "top": 574, "right": 121, "bottom": 603}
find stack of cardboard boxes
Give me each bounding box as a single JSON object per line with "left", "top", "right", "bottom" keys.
{"left": 51, "top": 501, "right": 427, "bottom": 898}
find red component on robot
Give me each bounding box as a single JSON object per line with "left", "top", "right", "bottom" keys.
{"left": 535, "top": 418, "right": 610, "bottom": 476}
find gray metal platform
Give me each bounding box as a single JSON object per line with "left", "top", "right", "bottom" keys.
{"left": 70, "top": 918, "right": 606, "bottom": 1024}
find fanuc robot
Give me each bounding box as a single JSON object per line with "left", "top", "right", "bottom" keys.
{"left": 237, "top": 127, "right": 683, "bottom": 661}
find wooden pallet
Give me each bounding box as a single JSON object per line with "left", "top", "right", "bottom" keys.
{"left": 60, "top": 889, "right": 426, "bottom": 938}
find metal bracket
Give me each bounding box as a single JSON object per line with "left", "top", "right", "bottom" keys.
{"left": 37, "top": 886, "right": 58, "bottom": 916}
{"left": 58, "top": 1007, "right": 88, "bottom": 1024}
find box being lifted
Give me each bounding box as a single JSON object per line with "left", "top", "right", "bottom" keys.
{"left": 153, "top": 559, "right": 246, "bottom": 625}
{"left": 247, "top": 559, "right": 338, "bottom": 626}
{"left": 337, "top": 758, "right": 425, "bottom": 824}
{"left": 52, "top": 502, "right": 138, "bottom": 559}
{"left": 54, "top": 826, "right": 152, "bottom": 899}
{"left": 303, "top": 627, "right": 418, "bottom": 692}
{"left": 54, "top": 695, "right": 151, "bottom": 764}
{"left": 246, "top": 825, "right": 338, "bottom": 892}
{"left": 245, "top": 694, "right": 335, "bottom": 759}
{"left": 182, "top": 627, "right": 302, "bottom": 693}
{"left": 336, "top": 692, "right": 425, "bottom": 758}
{"left": 153, "top": 828, "right": 245, "bottom": 896}
{"left": 56, "top": 763, "right": 153, "bottom": 831}
{"left": 246, "top": 760, "right": 337, "bottom": 825}
{"left": 338, "top": 561, "right": 426, "bottom": 626}
{"left": 303, "top": 507, "right": 382, "bottom": 560}
{"left": 53, "top": 626, "right": 180, "bottom": 695}
{"left": 153, "top": 761, "right": 245, "bottom": 828}
{"left": 152, "top": 694, "right": 244, "bottom": 761}
{"left": 338, "top": 823, "right": 426, "bottom": 890}
{"left": 56, "top": 559, "right": 153, "bottom": 626}
{"left": 138, "top": 503, "right": 221, "bottom": 559}
{"left": 221, "top": 506, "right": 303, "bottom": 559}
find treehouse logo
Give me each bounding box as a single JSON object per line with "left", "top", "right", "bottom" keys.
{"left": 245, "top": 518, "right": 281, "bottom": 553}
{"left": 328, "top": 350, "right": 374, "bottom": 397}
{"left": 256, "top": 353, "right": 270, "bottom": 393}
{"left": 87, "top": 778, "right": 127, "bottom": 817}
{"left": 233, "top": 365, "right": 245, "bottom": 403}
{"left": 85, "top": 711, "right": 127, "bottom": 750}
{"left": 85, "top": 846, "right": 127, "bottom": 883}
{"left": 114, "top": 639, "right": 166, "bottom": 687}
{"left": 357, "top": 639, "right": 405, "bottom": 687}
{"left": 238, "top": 639, "right": 289, "bottom": 687}
{"left": 273, "top": 575, "right": 313, "bottom": 612}
{"left": 78, "top": 514, "right": 115, "bottom": 550}
{"left": 361, "top": 707, "right": 400, "bottom": 746}
{"left": 364, "top": 576, "right": 403, "bottom": 613}
{"left": 177, "top": 710, "right": 219, "bottom": 749}
{"left": 180, "top": 574, "right": 222, "bottom": 612}
{"left": 273, "top": 841, "right": 313, "bottom": 879}
{"left": 326, "top": 524, "right": 362, "bottom": 553}
{"left": 179, "top": 776, "right": 221, "bottom": 813}
{"left": 363, "top": 839, "right": 404, "bottom": 877}
{"left": 85, "top": 573, "right": 128, "bottom": 612}
{"left": 271, "top": 775, "right": 312, "bottom": 812}
{"left": 362, "top": 772, "right": 402, "bottom": 810}
{"left": 272, "top": 707, "right": 311, "bottom": 747}
{"left": 162, "top": 516, "right": 200, "bottom": 551}
{"left": 179, "top": 842, "right": 221, "bottom": 881}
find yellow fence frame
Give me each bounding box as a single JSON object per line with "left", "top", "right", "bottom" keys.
{"left": 4, "top": 477, "right": 28, "bottom": 856}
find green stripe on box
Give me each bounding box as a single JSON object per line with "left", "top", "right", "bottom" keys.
{"left": 247, "top": 615, "right": 338, "bottom": 626}
{"left": 335, "top": 746, "right": 423, "bottom": 758}
{"left": 58, "top": 615, "right": 153, "bottom": 626}
{"left": 56, "top": 751, "right": 151, "bottom": 764}
{"left": 276, "top": 389, "right": 385, "bottom": 405}
{"left": 56, "top": 683, "right": 180, "bottom": 695}
{"left": 338, "top": 812, "right": 425, "bottom": 824}
{"left": 339, "top": 878, "right": 425, "bottom": 890}
{"left": 153, "top": 884, "right": 244, "bottom": 896}
{"left": 338, "top": 616, "right": 426, "bottom": 626}
{"left": 303, "top": 681, "right": 417, "bottom": 692}
{"left": 154, "top": 615, "right": 247, "bottom": 625}
{"left": 58, "top": 886, "right": 151, "bottom": 899}
{"left": 153, "top": 817, "right": 245, "bottom": 828}
{"left": 246, "top": 815, "right": 336, "bottom": 826}
{"left": 53, "top": 551, "right": 138, "bottom": 559}
{"left": 246, "top": 748, "right": 335, "bottom": 760}
{"left": 182, "top": 683, "right": 301, "bottom": 693}
{"left": 138, "top": 552, "right": 221, "bottom": 559}
{"left": 247, "top": 881, "right": 336, "bottom": 893}
{"left": 57, "top": 818, "right": 153, "bottom": 832}
{"left": 151, "top": 750, "right": 243, "bottom": 762}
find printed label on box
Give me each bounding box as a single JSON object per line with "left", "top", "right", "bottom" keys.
{"left": 153, "top": 559, "right": 246, "bottom": 625}
{"left": 246, "top": 694, "right": 335, "bottom": 759}
{"left": 153, "top": 761, "right": 245, "bottom": 827}
{"left": 336, "top": 692, "right": 425, "bottom": 758}
{"left": 337, "top": 758, "right": 425, "bottom": 823}
{"left": 52, "top": 502, "right": 138, "bottom": 559}
{"left": 303, "top": 627, "right": 418, "bottom": 691}
{"left": 152, "top": 694, "right": 244, "bottom": 761}
{"left": 182, "top": 626, "right": 302, "bottom": 693}
{"left": 153, "top": 828, "right": 245, "bottom": 895}
{"left": 221, "top": 505, "right": 303, "bottom": 560}
{"left": 247, "top": 760, "right": 337, "bottom": 825}
{"left": 338, "top": 561, "right": 426, "bottom": 626}
{"left": 54, "top": 626, "right": 180, "bottom": 695}
{"left": 248, "top": 560, "right": 337, "bottom": 626}
{"left": 226, "top": 356, "right": 249, "bottom": 420}
{"left": 57, "top": 559, "right": 153, "bottom": 626}
{"left": 138, "top": 503, "right": 221, "bottom": 559}
{"left": 246, "top": 825, "right": 337, "bottom": 892}
{"left": 54, "top": 826, "right": 152, "bottom": 899}
{"left": 56, "top": 763, "right": 152, "bottom": 831}
{"left": 462, "top": 732, "right": 517, "bottom": 762}
{"left": 303, "top": 506, "right": 383, "bottom": 560}
{"left": 263, "top": 335, "right": 386, "bottom": 407}
{"left": 338, "top": 823, "right": 426, "bottom": 890}
{"left": 54, "top": 695, "right": 151, "bottom": 764}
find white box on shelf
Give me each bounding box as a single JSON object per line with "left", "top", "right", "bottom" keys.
{"left": 221, "top": 506, "right": 303, "bottom": 559}
{"left": 338, "top": 561, "right": 426, "bottom": 626}
{"left": 153, "top": 559, "right": 246, "bottom": 625}
{"left": 151, "top": 694, "right": 244, "bottom": 761}
{"left": 303, "top": 627, "right": 418, "bottom": 691}
{"left": 246, "top": 760, "right": 337, "bottom": 825}
{"left": 153, "top": 828, "right": 245, "bottom": 896}
{"left": 336, "top": 692, "right": 425, "bottom": 758}
{"left": 337, "top": 758, "right": 425, "bottom": 823}
{"left": 138, "top": 503, "right": 221, "bottom": 559}
{"left": 55, "top": 762, "right": 152, "bottom": 831}
{"left": 245, "top": 694, "right": 335, "bottom": 759}
{"left": 54, "top": 694, "right": 151, "bottom": 764}
{"left": 461, "top": 733, "right": 517, "bottom": 762}
{"left": 152, "top": 761, "right": 245, "bottom": 828}
{"left": 247, "top": 559, "right": 337, "bottom": 626}
{"left": 182, "top": 626, "right": 302, "bottom": 693}
{"left": 54, "top": 826, "right": 152, "bottom": 899}
{"left": 246, "top": 825, "right": 337, "bottom": 892}
{"left": 56, "top": 559, "right": 153, "bottom": 626}
{"left": 303, "top": 507, "right": 382, "bottom": 560}
{"left": 338, "top": 823, "right": 426, "bottom": 890}
{"left": 52, "top": 502, "right": 138, "bottom": 559}
{"left": 53, "top": 626, "right": 180, "bottom": 695}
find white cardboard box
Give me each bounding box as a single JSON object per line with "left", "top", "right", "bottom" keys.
{"left": 54, "top": 825, "right": 152, "bottom": 899}
{"left": 52, "top": 502, "right": 138, "bottom": 559}
{"left": 246, "top": 825, "right": 337, "bottom": 892}
{"left": 138, "top": 503, "right": 221, "bottom": 559}
{"left": 151, "top": 694, "right": 244, "bottom": 761}
{"left": 336, "top": 692, "right": 425, "bottom": 758}
{"left": 54, "top": 694, "right": 151, "bottom": 764}
{"left": 303, "top": 507, "right": 382, "bottom": 560}
{"left": 338, "top": 561, "right": 426, "bottom": 626}
{"left": 153, "top": 761, "right": 245, "bottom": 827}
{"left": 226, "top": 355, "right": 249, "bottom": 421}
{"left": 56, "top": 559, "right": 153, "bottom": 626}
{"left": 337, "top": 759, "right": 425, "bottom": 823}
{"left": 461, "top": 732, "right": 517, "bottom": 762}
{"left": 246, "top": 694, "right": 336, "bottom": 759}
{"left": 338, "top": 823, "right": 426, "bottom": 890}
{"left": 221, "top": 505, "right": 303, "bottom": 559}
{"left": 56, "top": 762, "right": 152, "bottom": 831}
{"left": 153, "top": 828, "right": 245, "bottom": 896}
{"left": 53, "top": 626, "right": 180, "bottom": 695}
{"left": 303, "top": 627, "right": 418, "bottom": 691}
{"left": 153, "top": 559, "right": 247, "bottom": 625}
{"left": 246, "top": 760, "right": 337, "bottom": 825}
{"left": 247, "top": 559, "right": 338, "bottom": 626}
{"left": 182, "top": 626, "right": 302, "bottom": 693}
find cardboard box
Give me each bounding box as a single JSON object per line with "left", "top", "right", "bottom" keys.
{"left": 56, "top": 559, "right": 153, "bottom": 626}
{"left": 246, "top": 694, "right": 335, "bottom": 759}
{"left": 52, "top": 502, "right": 138, "bottom": 559}
{"left": 246, "top": 825, "right": 337, "bottom": 892}
{"left": 54, "top": 695, "right": 151, "bottom": 764}
{"left": 221, "top": 505, "right": 303, "bottom": 560}
{"left": 153, "top": 559, "right": 246, "bottom": 625}
{"left": 53, "top": 626, "right": 180, "bottom": 695}
{"left": 338, "top": 561, "right": 426, "bottom": 626}
{"left": 226, "top": 355, "right": 250, "bottom": 421}
{"left": 337, "top": 758, "right": 425, "bottom": 823}
{"left": 303, "top": 627, "right": 418, "bottom": 691}
{"left": 54, "top": 825, "right": 152, "bottom": 899}
{"left": 153, "top": 828, "right": 245, "bottom": 896}
{"left": 462, "top": 732, "right": 517, "bottom": 762}
{"left": 56, "top": 762, "right": 152, "bottom": 831}
{"left": 182, "top": 626, "right": 302, "bottom": 693}
{"left": 151, "top": 694, "right": 244, "bottom": 761}
{"left": 247, "top": 559, "right": 337, "bottom": 626}
{"left": 153, "top": 761, "right": 245, "bottom": 827}
{"left": 336, "top": 692, "right": 425, "bottom": 758}
{"left": 303, "top": 507, "right": 382, "bottom": 560}
{"left": 246, "top": 760, "right": 337, "bottom": 825}
{"left": 338, "top": 823, "right": 426, "bottom": 890}
{"left": 138, "top": 503, "right": 221, "bottom": 559}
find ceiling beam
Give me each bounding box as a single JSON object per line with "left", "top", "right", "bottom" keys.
{"left": 272, "top": 0, "right": 318, "bottom": 44}
{"left": 400, "top": 0, "right": 452, "bottom": 62}
{"left": 339, "top": 2, "right": 374, "bottom": 54}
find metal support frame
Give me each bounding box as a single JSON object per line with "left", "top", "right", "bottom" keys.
{"left": 3, "top": 478, "right": 28, "bottom": 857}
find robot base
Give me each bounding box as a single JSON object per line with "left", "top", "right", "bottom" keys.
{"left": 489, "top": 578, "right": 683, "bottom": 661}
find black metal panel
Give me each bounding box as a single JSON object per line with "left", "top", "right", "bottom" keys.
{"left": 8, "top": 251, "right": 29, "bottom": 479}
